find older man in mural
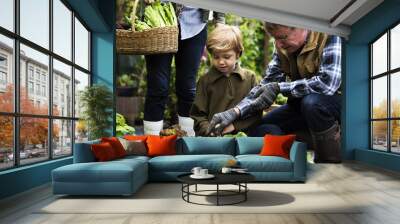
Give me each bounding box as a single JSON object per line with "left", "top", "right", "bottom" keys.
{"left": 207, "top": 23, "right": 342, "bottom": 163}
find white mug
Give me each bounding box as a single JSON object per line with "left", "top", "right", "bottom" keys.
{"left": 200, "top": 169, "right": 208, "bottom": 176}
{"left": 221, "top": 167, "right": 232, "bottom": 174}
{"left": 191, "top": 167, "right": 202, "bottom": 176}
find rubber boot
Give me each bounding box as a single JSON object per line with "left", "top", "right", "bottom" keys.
{"left": 310, "top": 122, "right": 342, "bottom": 163}
{"left": 178, "top": 116, "right": 195, "bottom": 137}
{"left": 143, "top": 120, "right": 163, "bottom": 136}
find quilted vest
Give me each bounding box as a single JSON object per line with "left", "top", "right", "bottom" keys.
{"left": 276, "top": 31, "right": 328, "bottom": 81}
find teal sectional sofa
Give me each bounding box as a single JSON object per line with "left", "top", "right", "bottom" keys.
{"left": 52, "top": 137, "right": 307, "bottom": 196}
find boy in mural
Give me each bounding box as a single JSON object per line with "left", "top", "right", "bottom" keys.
{"left": 190, "top": 25, "right": 261, "bottom": 136}
{"left": 207, "top": 23, "right": 342, "bottom": 163}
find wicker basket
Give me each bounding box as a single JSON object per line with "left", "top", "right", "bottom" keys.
{"left": 116, "top": 25, "right": 179, "bottom": 55}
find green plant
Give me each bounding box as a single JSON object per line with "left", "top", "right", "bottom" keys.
{"left": 116, "top": 113, "right": 135, "bottom": 137}
{"left": 79, "top": 84, "right": 113, "bottom": 140}
{"left": 117, "top": 74, "right": 139, "bottom": 88}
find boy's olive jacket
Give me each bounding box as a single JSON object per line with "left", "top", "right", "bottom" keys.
{"left": 190, "top": 65, "right": 262, "bottom": 136}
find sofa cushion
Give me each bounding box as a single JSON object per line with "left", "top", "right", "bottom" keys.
{"left": 260, "top": 134, "right": 296, "bottom": 159}
{"left": 235, "top": 137, "right": 263, "bottom": 155}
{"left": 101, "top": 137, "right": 127, "bottom": 158}
{"left": 119, "top": 138, "right": 147, "bottom": 156}
{"left": 91, "top": 142, "right": 118, "bottom": 162}
{"left": 147, "top": 135, "right": 177, "bottom": 157}
{"left": 236, "top": 155, "right": 293, "bottom": 172}
{"left": 148, "top": 154, "right": 235, "bottom": 172}
{"left": 52, "top": 160, "right": 145, "bottom": 183}
{"left": 178, "top": 137, "right": 235, "bottom": 155}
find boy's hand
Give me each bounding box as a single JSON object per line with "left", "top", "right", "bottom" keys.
{"left": 207, "top": 108, "right": 239, "bottom": 136}
{"left": 222, "top": 124, "right": 235, "bottom": 135}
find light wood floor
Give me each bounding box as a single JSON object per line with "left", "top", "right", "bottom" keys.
{"left": 1, "top": 161, "right": 400, "bottom": 224}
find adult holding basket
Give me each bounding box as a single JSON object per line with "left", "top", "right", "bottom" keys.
{"left": 142, "top": 0, "right": 225, "bottom": 136}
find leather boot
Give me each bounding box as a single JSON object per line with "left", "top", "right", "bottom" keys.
{"left": 310, "top": 122, "right": 342, "bottom": 163}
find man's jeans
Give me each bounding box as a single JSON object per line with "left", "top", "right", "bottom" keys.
{"left": 248, "top": 93, "right": 341, "bottom": 136}
{"left": 144, "top": 27, "right": 207, "bottom": 121}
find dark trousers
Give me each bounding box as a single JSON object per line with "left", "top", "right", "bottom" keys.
{"left": 248, "top": 93, "right": 341, "bottom": 136}
{"left": 144, "top": 27, "right": 207, "bottom": 121}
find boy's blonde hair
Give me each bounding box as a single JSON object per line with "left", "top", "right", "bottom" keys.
{"left": 207, "top": 25, "right": 243, "bottom": 56}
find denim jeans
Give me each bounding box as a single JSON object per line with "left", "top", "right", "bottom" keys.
{"left": 248, "top": 93, "right": 341, "bottom": 137}
{"left": 144, "top": 27, "right": 207, "bottom": 121}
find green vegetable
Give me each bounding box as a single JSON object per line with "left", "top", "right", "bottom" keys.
{"left": 223, "top": 132, "right": 248, "bottom": 138}
{"left": 136, "top": 0, "right": 177, "bottom": 29}
{"left": 116, "top": 113, "right": 135, "bottom": 137}
{"left": 134, "top": 20, "right": 151, "bottom": 31}
{"left": 144, "top": 3, "right": 166, "bottom": 28}
{"left": 275, "top": 93, "right": 288, "bottom": 105}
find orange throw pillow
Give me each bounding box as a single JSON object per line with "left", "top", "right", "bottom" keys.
{"left": 146, "top": 135, "right": 177, "bottom": 157}
{"left": 101, "top": 137, "right": 126, "bottom": 158}
{"left": 124, "top": 135, "right": 148, "bottom": 142}
{"left": 260, "top": 134, "right": 296, "bottom": 159}
{"left": 91, "top": 142, "right": 117, "bottom": 161}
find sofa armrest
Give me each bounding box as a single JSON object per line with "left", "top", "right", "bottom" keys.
{"left": 289, "top": 141, "right": 307, "bottom": 182}
{"left": 73, "top": 140, "right": 100, "bottom": 163}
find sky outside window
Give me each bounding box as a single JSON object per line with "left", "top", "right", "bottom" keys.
{"left": 0, "top": 0, "right": 14, "bottom": 31}
{"left": 53, "top": 0, "right": 72, "bottom": 60}
{"left": 372, "top": 33, "right": 387, "bottom": 76}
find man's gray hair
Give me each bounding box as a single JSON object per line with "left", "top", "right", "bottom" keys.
{"left": 264, "top": 22, "right": 296, "bottom": 34}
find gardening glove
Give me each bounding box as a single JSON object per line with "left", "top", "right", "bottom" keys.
{"left": 250, "top": 82, "right": 280, "bottom": 112}
{"left": 206, "top": 108, "right": 239, "bottom": 136}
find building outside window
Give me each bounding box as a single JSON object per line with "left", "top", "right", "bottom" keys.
{"left": 0, "top": 0, "right": 91, "bottom": 170}
{"left": 370, "top": 23, "right": 400, "bottom": 154}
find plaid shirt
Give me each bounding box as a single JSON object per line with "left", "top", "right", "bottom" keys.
{"left": 237, "top": 35, "right": 342, "bottom": 116}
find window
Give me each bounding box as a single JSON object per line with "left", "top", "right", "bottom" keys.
{"left": 371, "top": 23, "right": 400, "bottom": 154}
{"left": 28, "top": 81, "right": 34, "bottom": 94}
{"left": 28, "top": 67, "right": 34, "bottom": 80}
{"left": 75, "top": 17, "right": 90, "bottom": 70}
{"left": 0, "top": 0, "right": 14, "bottom": 32}
{"left": 0, "top": 55, "right": 7, "bottom": 67}
{"left": 35, "top": 70, "right": 41, "bottom": 81}
{"left": 20, "top": 0, "right": 49, "bottom": 49}
{"left": 0, "top": 35, "right": 13, "bottom": 113}
{"left": 42, "top": 85, "right": 46, "bottom": 97}
{"left": 0, "top": 54, "right": 7, "bottom": 87}
{"left": 0, "top": 0, "right": 91, "bottom": 170}
{"left": 36, "top": 83, "right": 40, "bottom": 95}
{"left": 0, "top": 71, "right": 6, "bottom": 85}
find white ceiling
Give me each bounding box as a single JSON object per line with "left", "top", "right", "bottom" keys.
{"left": 171, "top": 0, "right": 384, "bottom": 38}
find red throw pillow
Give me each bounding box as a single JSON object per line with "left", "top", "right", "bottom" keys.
{"left": 146, "top": 135, "right": 177, "bottom": 157}
{"left": 91, "top": 142, "right": 117, "bottom": 161}
{"left": 101, "top": 137, "right": 126, "bottom": 158}
{"left": 260, "top": 134, "right": 296, "bottom": 159}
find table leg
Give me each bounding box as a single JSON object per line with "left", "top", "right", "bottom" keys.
{"left": 245, "top": 183, "right": 247, "bottom": 201}
{"left": 217, "top": 184, "right": 219, "bottom": 206}
{"left": 195, "top": 184, "right": 197, "bottom": 192}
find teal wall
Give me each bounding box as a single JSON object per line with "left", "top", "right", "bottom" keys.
{"left": 345, "top": 0, "right": 400, "bottom": 171}
{"left": 0, "top": 0, "right": 115, "bottom": 200}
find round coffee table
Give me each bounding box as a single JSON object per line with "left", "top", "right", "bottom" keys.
{"left": 177, "top": 173, "right": 255, "bottom": 206}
